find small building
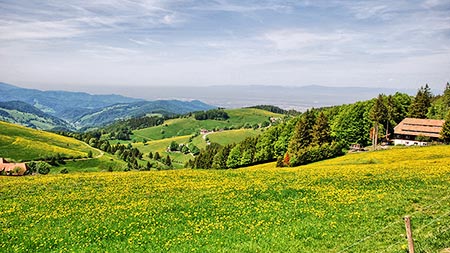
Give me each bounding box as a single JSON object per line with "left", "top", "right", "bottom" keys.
{"left": 349, "top": 143, "right": 365, "bottom": 152}
{"left": 200, "top": 129, "right": 209, "bottom": 135}
{"left": 392, "top": 118, "right": 445, "bottom": 146}
{"left": 0, "top": 158, "right": 27, "bottom": 176}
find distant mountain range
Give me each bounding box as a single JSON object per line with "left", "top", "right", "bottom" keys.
{"left": 0, "top": 101, "right": 72, "bottom": 130}
{"left": 0, "top": 82, "right": 215, "bottom": 130}
{"left": 93, "top": 84, "right": 418, "bottom": 110}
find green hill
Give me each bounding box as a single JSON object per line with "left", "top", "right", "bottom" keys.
{"left": 0, "top": 82, "right": 142, "bottom": 122}
{"left": 74, "top": 100, "right": 215, "bottom": 128}
{"left": 0, "top": 82, "right": 215, "bottom": 129}
{"left": 1, "top": 145, "right": 449, "bottom": 252}
{"left": 0, "top": 101, "right": 72, "bottom": 131}
{"left": 0, "top": 121, "right": 98, "bottom": 161}
{"left": 132, "top": 108, "right": 282, "bottom": 141}
{"left": 133, "top": 129, "right": 262, "bottom": 167}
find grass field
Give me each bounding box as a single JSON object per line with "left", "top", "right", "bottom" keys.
{"left": 205, "top": 129, "right": 262, "bottom": 147}
{"left": 0, "top": 121, "right": 99, "bottom": 161}
{"left": 132, "top": 108, "right": 282, "bottom": 141}
{"left": 50, "top": 153, "right": 127, "bottom": 174}
{"left": 1, "top": 145, "right": 449, "bottom": 252}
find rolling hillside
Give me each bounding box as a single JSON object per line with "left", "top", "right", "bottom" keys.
{"left": 132, "top": 129, "right": 262, "bottom": 167}
{"left": 0, "top": 82, "right": 142, "bottom": 121}
{"left": 0, "top": 82, "right": 216, "bottom": 129}
{"left": 132, "top": 108, "right": 282, "bottom": 141}
{"left": 75, "top": 100, "right": 215, "bottom": 128}
{"left": 1, "top": 145, "right": 449, "bottom": 252}
{"left": 0, "top": 101, "right": 72, "bottom": 130}
{"left": 0, "top": 121, "right": 98, "bottom": 161}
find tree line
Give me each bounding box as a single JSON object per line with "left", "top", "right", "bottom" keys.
{"left": 188, "top": 83, "right": 450, "bottom": 169}
{"left": 193, "top": 109, "right": 230, "bottom": 120}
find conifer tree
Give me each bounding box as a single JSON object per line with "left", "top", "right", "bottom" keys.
{"left": 287, "top": 110, "right": 316, "bottom": 155}
{"left": 443, "top": 82, "right": 450, "bottom": 107}
{"left": 312, "top": 112, "right": 331, "bottom": 146}
{"left": 165, "top": 155, "right": 172, "bottom": 167}
{"left": 369, "top": 94, "right": 387, "bottom": 149}
{"left": 408, "top": 84, "right": 432, "bottom": 118}
{"left": 441, "top": 111, "right": 450, "bottom": 143}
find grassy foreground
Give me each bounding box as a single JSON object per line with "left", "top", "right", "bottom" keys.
{"left": 1, "top": 146, "right": 450, "bottom": 252}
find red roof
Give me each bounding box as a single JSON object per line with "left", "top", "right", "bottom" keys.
{"left": 394, "top": 118, "right": 445, "bottom": 138}
{"left": 0, "top": 158, "right": 27, "bottom": 176}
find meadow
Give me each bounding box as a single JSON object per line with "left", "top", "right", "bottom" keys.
{"left": 1, "top": 145, "right": 449, "bottom": 252}
{"left": 0, "top": 121, "right": 99, "bottom": 161}
{"left": 50, "top": 153, "right": 127, "bottom": 174}
{"left": 132, "top": 108, "right": 281, "bottom": 141}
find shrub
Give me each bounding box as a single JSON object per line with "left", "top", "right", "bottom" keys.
{"left": 60, "top": 168, "right": 69, "bottom": 174}
{"left": 26, "top": 161, "right": 37, "bottom": 175}
{"left": 37, "top": 162, "right": 51, "bottom": 175}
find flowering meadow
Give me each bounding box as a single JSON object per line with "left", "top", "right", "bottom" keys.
{"left": 1, "top": 146, "right": 449, "bottom": 252}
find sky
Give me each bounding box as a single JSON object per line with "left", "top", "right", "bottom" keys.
{"left": 0, "top": 0, "right": 449, "bottom": 90}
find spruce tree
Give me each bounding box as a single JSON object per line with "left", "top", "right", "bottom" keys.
{"left": 443, "top": 82, "right": 450, "bottom": 107}
{"left": 441, "top": 111, "right": 450, "bottom": 143}
{"left": 369, "top": 94, "right": 387, "bottom": 149}
{"left": 312, "top": 112, "right": 331, "bottom": 146}
{"left": 408, "top": 84, "right": 432, "bottom": 119}
{"left": 287, "top": 110, "right": 316, "bottom": 155}
{"left": 165, "top": 155, "right": 172, "bottom": 167}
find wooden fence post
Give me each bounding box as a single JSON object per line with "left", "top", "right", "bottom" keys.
{"left": 404, "top": 216, "right": 415, "bottom": 253}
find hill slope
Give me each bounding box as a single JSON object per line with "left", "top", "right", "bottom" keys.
{"left": 0, "top": 146, "right": 449, "bottom": 252}
{"left": 133, "top": 108, "right": 282, "bottom": 141}
{"left": 132, "top": 129, "right": 262, "bottom": 167}
{"left": 75, "top": 100, "right": 215, "bottom": 128}
{"left": 0, "top": 82, "right": 216, "bottom": 129}
{"left": 0, "top": 82, "right": 142, "bottom": 122}
{"left": 0, "top": 121, "right": 99, "bottom": 161}
{"left": 0, "top": 101, "right": 72, "bottom": 130}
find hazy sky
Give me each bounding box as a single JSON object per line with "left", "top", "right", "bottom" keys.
{"left": 1, "top": 0, "right": 449, "bottom": 89}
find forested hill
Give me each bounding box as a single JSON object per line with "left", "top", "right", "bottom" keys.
{"left": 0, "top": 82, "right": 142, "bottom": 122}
{"left": 74, "top": 100, "right": 215, "bottom": 128}
{"left": 0, "top": 82, "right": 215, "bottom": 129}
{"left": 0, "top": 101, "right": 72, "bottom": 131}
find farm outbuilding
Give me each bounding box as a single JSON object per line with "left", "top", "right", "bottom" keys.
{"left": 0, "top": 158, "right": 27, "bottom": 176}
{"left": 392, "top": 118, "right": 445, "bottom": 146}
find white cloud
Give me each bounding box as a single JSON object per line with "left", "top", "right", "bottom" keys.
{"left": 0, "top": 0, "right": 184, "bottom": 41}
{"left": 190, "top": 0, "right": 292, "bottom": 13}
{"left": 0, "top": 20, "right": 84, "bottom": 40}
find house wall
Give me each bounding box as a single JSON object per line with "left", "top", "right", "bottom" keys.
{"left": 393, "top": 139, "right": 428, "bottom": 146}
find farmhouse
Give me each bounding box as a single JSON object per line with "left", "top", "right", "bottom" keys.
{"left": 0, "top": 158, "right": 27, "bottom": 176}
{"left": 392, "top": 118, "right": 445, "bottom": 146}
